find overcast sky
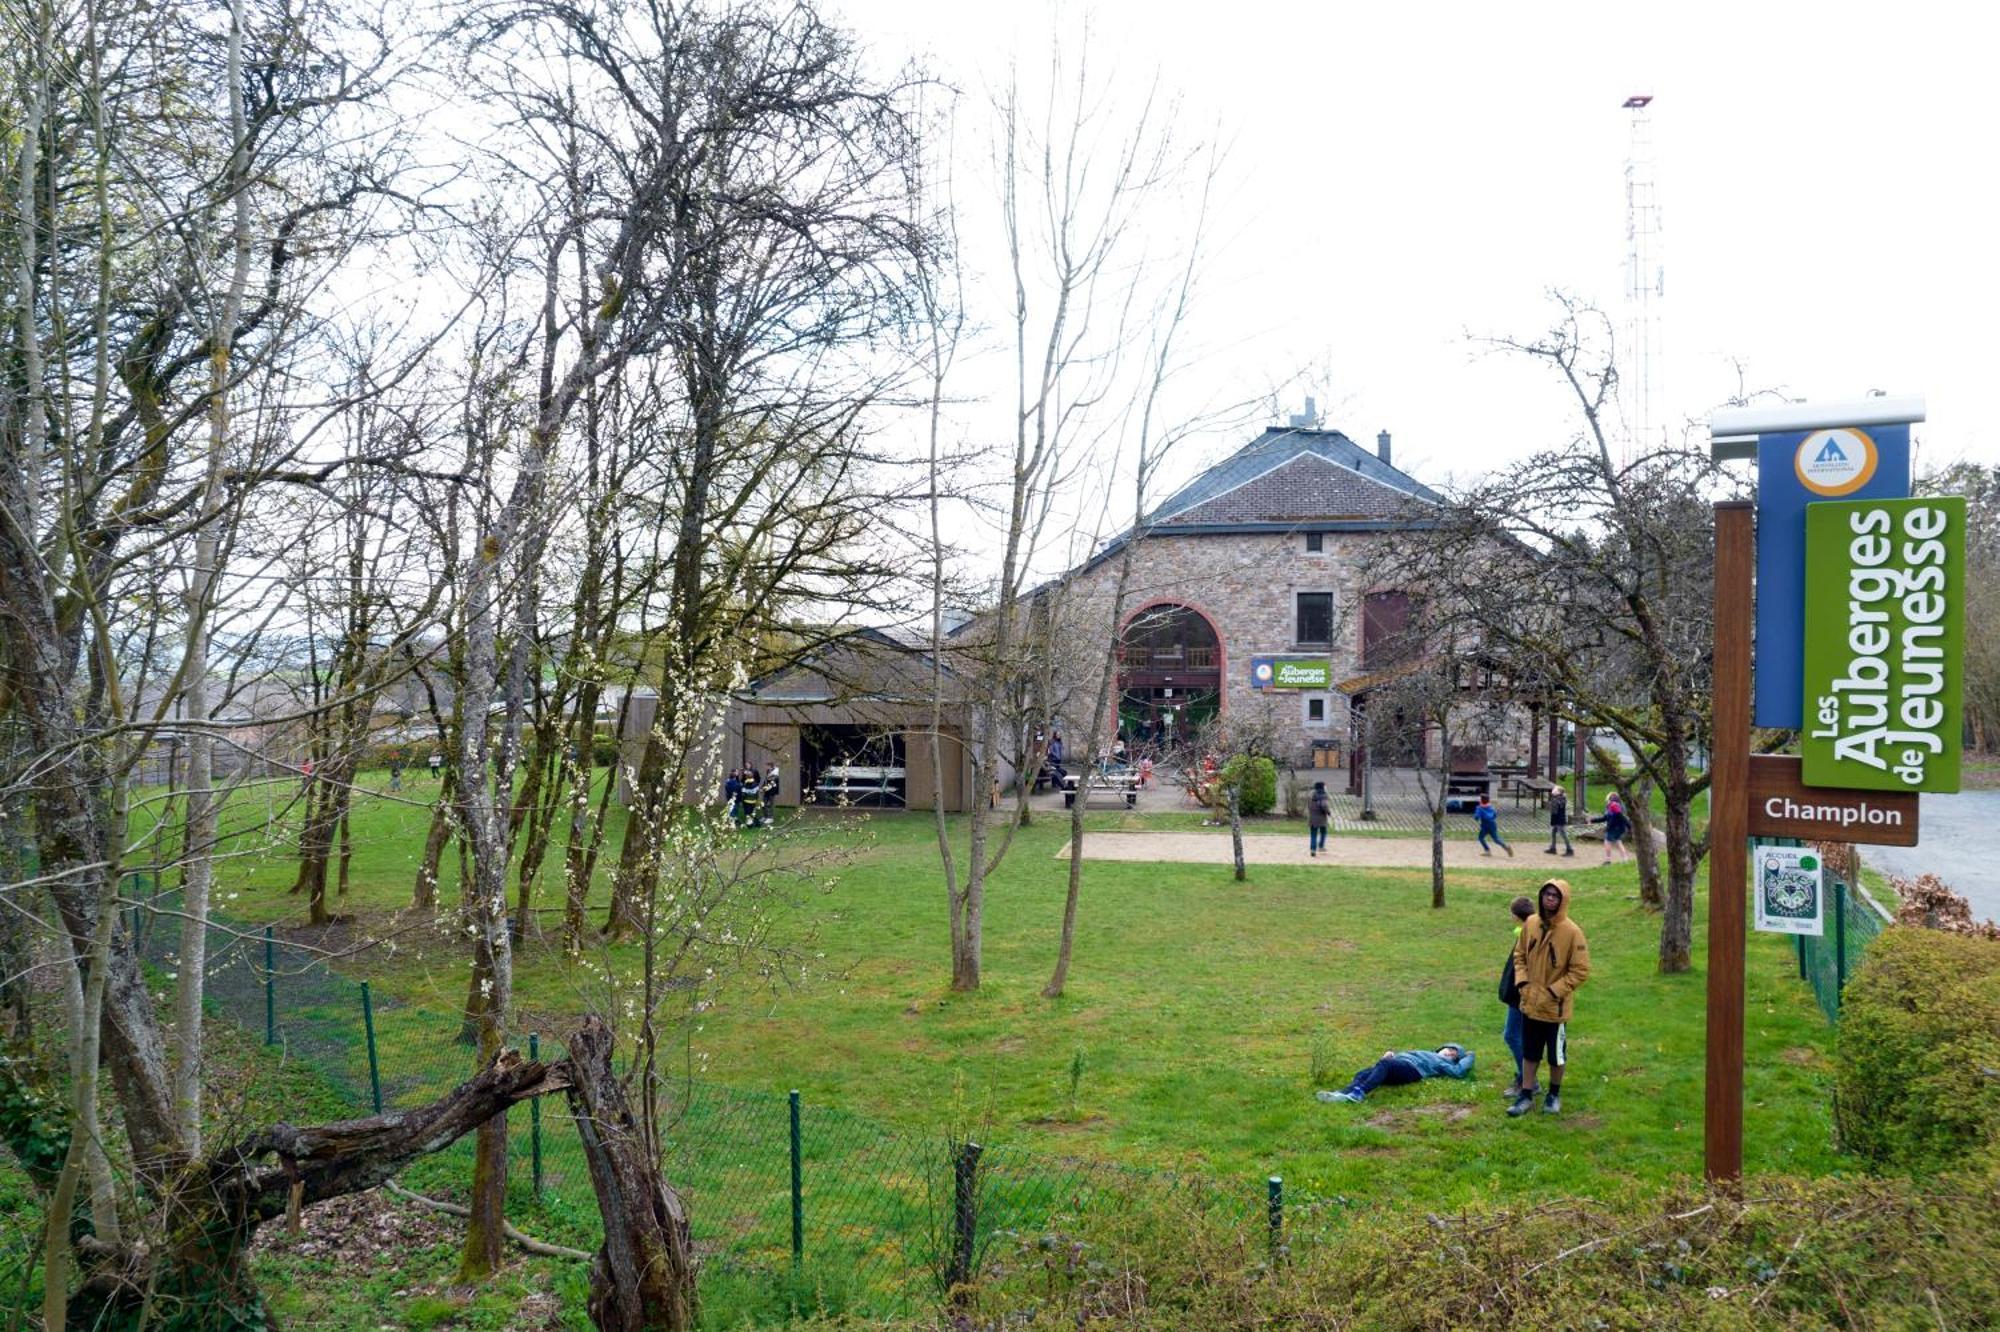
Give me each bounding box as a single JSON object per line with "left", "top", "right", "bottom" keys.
{"left": 843, "top": 0, "right": 2000, "bottom": 501}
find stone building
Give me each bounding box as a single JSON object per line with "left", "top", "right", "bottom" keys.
{"left": 1039, "top": 421, "right": 1458, "bottom": 770}
{"left": 619, "top": 625, "right": 983, "bottom": 812}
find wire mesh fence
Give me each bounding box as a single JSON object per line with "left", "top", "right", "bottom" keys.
{"left": 1794, "top": 870, "right": 1894, "bottom": 1023}
{"left": 125, "top": 877, "right": 1287, "bottom": 1316}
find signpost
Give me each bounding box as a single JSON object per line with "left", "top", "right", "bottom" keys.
{"left": 1706, "top": 395, "right": 1944, "bottom": 1185}
{"left": 1745, "top": 755, "right": 1919, "bottom": 845}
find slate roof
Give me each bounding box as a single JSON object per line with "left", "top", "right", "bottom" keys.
{"left": 1145, "top": 426, "right": 1440, "bottom": 527}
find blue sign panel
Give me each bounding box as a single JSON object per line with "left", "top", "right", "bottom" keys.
{"left": 1754, "top": 424, "right": 1911, "bottom": 728}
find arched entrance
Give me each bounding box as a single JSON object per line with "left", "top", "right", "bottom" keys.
{"left": 1116, "top": 603, "right": 1222, "bottom": 751}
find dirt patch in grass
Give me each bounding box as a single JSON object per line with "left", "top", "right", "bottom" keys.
{"left": 1414, "top": 1103, "right": 1475, "bottom": 1123}
{"left": 1022, "top": 1113, "right": 1108, "bottom": 1132}
{"left": 1780, "top": 1046, "right": 1823, "bottom": 1067}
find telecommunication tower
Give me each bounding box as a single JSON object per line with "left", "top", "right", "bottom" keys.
{"left": 1622, "top": 94, "right": 1664, "bottom": 463}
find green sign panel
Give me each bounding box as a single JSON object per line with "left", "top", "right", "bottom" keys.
{"left": 1801, "top": 496, "right": 1965, "bottom": 793}
{"left": 1251, "top": 656, "right": 1331, "bottom": 689}
{"left": 1274, "top": 659, "right": 1330, "bottom": 688}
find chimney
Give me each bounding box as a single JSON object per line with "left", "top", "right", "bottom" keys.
{"left": 1376, "top": 430, "right": 1392, "bottom": 465}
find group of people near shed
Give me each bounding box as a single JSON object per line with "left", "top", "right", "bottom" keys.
{"left": 1317, "top": 878, "right": 1590, "bottom": 1118}
{"left": 723, "top": 761, "right": 781, "bottom": 827}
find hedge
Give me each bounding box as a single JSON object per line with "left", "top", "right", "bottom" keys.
{"left": 1836, "top": 925, "right": 2000, "bottom": 1172}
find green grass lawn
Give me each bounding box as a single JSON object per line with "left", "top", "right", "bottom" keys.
{"left": 166, "top": 773, "right": 1838, "bottom": 1218}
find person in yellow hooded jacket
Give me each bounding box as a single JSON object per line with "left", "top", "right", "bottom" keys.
{"left": 1507, "top": 878, "right": 1589, "bottom": 1117}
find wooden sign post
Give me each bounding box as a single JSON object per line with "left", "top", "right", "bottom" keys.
{"left": 1705, "top": 396, "right": 1938, "bottom": 1186}
{"left": 1705, "top": 502, "right": 1753, "bottom": 1184}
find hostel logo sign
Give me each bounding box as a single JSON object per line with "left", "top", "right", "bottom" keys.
{"left": 1794, "top": 428, "right": 1879, "bottom": 497}
{"left": 1801, "top": 496, "right": 1965, "bottom": 792}
{"left": 1249, "top": 656, "right": 1330, "bottom": 689}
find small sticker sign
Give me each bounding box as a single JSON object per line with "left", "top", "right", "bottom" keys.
{"left": 1754, "top": 846, "right": 1824, "bottom": 936}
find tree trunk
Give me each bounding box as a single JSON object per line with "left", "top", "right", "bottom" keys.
{"left": 1624, "top": 778, "right": 1665, "bottom": 909}
{"left": 1659, "top": 792, "right": 1698, "bottom": 973}
{"left": 559, "top": 682, "right": 606, "bottom": 951}
{"left": 604, "top": 729, "right": 666, "bottom": 940}
{"left": 412, "top": 769, "right": 456, "bottom": 913}
{"left": 1228, "top": 786, "right": 1245, "bottom": 882}
{"left": 1431, "top": 809, "right": 1446, "bottom": 910}
{"left": 512, "top": 732, "right": 565, "bottom": 944}
{"left": 65, "top": 1051, "right": 565, "bottom": 1329}
{"left": 563, "top": 1016, "right": 697, "bottom": 1331}
{"left": 1432, "top": 720, "right": 1450, "bottom": 909}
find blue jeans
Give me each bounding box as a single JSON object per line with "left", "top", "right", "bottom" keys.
{"left": 1478, "top": 827, "right": 1509, "bottom": 852}
{"left": 1343, "top": 1055, "right": 1423, "bottom": 1101}
{"left": 1502, "top": 1006, "right": 1525, "bottom": 1083}
{"left": 1309, "top": 825, "right": 1327, "bottom": 852}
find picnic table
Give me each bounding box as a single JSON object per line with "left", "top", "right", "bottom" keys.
{"left": 1063, "top": 768, "right": 1140, "bottom": 809}
{"left": 1504, "top": 774, "right": 1557, "bottom": 810}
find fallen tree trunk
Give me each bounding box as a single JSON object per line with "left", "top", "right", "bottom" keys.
{"left": 69, "top": 1050, "right": 567, "bottom": 1327}
{"left": 563, "top": 1016, "right": 698, "bottom": 1332}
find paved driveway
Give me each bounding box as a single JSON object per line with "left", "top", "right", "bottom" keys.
{"left": 1861, "top": 791, "right": 2000, "bottom": 925}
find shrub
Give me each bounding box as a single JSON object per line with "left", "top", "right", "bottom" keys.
{"left": 1836, "top": 925, "right": 2000, "bottom": 1171}
{"left": 916, "top": 1161, "right": 2000, "bottom": 1330}
{"left": 1217, "top": 755, "right": 1276, "bottom": 816}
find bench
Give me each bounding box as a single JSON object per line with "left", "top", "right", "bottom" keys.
{"left": 1063, "top": 770, "right": 1140, "bottom": 809}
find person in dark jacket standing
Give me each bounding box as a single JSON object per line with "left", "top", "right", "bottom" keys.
{"left": 1590, "top": 795, "right": 1632, "bottom": 864}
{"left": 1307, "top": 780, "right": 1332, "bottom": 856}
{"left": 1499, "top": 894, "right": 1535, "bottom": 1097}
{"left": 1508, "top": 879, "right": 1590, "bottom": 1117}
{"left": 1545, "top": 786, "right": 1573, "bottom": 856}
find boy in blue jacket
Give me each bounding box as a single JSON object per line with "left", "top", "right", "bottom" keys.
{"left": 1474, "top": 794, "right": 1513, "bottom": 857}
{"left": 1316, "top": 1044, "right": 1475, "bottom": 1103}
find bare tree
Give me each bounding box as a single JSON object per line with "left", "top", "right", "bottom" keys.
{"left": 1379, "top": 295, "right": 1740, "bottom": 969}
{"left": 933, "top": 37, "right": 1188, "bottom": 992}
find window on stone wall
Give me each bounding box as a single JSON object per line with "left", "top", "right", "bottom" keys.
{"left": 1296, "top": 591, "right": 1332, "bottom": 646}
{"left": 1304, "top": 694, "right": 1328, "bottom": 726}
{"left": 1304, "top": 532, "right": 1322, "bottom": 552}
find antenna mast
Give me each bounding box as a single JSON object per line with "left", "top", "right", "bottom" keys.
{"left": 1622, "top": 93, "right": 1664, "bottom": 464}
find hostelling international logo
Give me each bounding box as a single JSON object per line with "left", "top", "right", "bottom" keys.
{"left": 1794, "top": 428, "right": 1880, "bottom": 497}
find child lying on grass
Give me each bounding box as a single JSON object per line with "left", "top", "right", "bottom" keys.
{"left": 1316, "top": 1045, "right": 1475, "bottom": 1103}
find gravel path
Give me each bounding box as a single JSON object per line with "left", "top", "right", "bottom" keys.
{"left": 1055, "top": 830, "right": 1601, "bottom": 870}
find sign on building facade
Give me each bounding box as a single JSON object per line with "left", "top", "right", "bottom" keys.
{"left": 1801, "top": 496, "right": 1965, "bottom": 793}
{"left": 1249, "top": 656, "right": 1331, "bottom": 690}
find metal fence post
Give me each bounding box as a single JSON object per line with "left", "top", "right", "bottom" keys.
{"left": 947, "top": 1140, "right": 982, "bottom": 1292}
{"left": 789, "top": 1089, "right": 803, "bottom": 1267}
{"left": 360, "top": 982, "right": 383, "bottom": 1113}
{"left": 1267, "top": 1175, "right": 1284, "bottom": 1260}
{"left": 1834, "top": 877, "right": 1848, "bottom": 1009}
{"left": 528, "top": 1034, "right": 543, "bottom": 1198}
{"left": 263, "top": 926, "right": 276, "bottom": 1046}
{"left": 1796, "top": 931, "right": 1806, "bottom": 981}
